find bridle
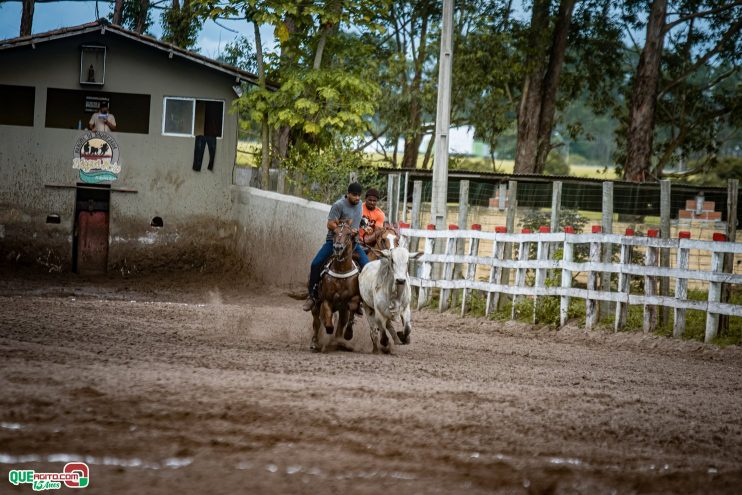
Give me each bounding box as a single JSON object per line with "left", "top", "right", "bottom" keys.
{"left": 327, "top": 222, "right": 358, "bottom": 278}
{"left": 332, "top": 223, "right": 353, "bottom": 262}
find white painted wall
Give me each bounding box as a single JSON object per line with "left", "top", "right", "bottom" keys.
{"left": 232, "top": 186, "right": 330, "bottom": 288}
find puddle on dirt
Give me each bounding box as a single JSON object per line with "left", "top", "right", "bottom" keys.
{"left": 0, "top": 422, "right": 26, "bottom": 430}
{"left": 0, "top": 453, "right": 192, "bottom": 470}
{"left": 548, "top": 457, "right": 583, "bottom": 466}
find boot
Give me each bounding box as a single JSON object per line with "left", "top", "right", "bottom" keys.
{"left": 302, "top": 296, "right": 316, "bottom": 312}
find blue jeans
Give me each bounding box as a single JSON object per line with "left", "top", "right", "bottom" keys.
{"left": 308, "top": 240, "right": 368, "bottom": 297}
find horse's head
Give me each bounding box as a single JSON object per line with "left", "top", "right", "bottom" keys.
{"left": 332, "top": 221, "right": 355, "bottom": 258}
{"left": 377, "top": 226, "right": 400, "bottom": 251}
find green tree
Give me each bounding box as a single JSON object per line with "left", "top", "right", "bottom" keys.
{"left": 199, "top": 0, "right": 385, "bottom": 187}
{"left": 162, "top": 0, "right": 203, "bottom": 48}
{"left": 108, "top": 0, "right": 154, "bottom": 34}
{"left": 619, "top": 0, "right": 742, "bottom": 182}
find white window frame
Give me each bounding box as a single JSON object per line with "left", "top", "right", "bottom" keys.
{"left": 80, "top": 45, "right": 106, "bottom": 86}
{"left": 162, "top": 96, "right": 196, "bottom": 137}
{"left": 161, "top": 96, "right": 225, "bottom": 139}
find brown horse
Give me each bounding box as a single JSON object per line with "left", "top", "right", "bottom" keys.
{"left": 310, "top": 222, "right": 362, "bottom": 352}
{"left": 365, "top": 224, "right": 401, "bottom": 261}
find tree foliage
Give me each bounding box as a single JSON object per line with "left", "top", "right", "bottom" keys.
{"left": 184, "top": 0, "right": 741, "bottom": 186}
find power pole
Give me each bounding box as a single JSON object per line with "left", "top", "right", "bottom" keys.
{"left": 431, "top": 0, "right": 454, "bottom": 230}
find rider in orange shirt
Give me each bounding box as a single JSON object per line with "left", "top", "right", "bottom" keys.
{"left": 360, "top": 188, "right": 386, "bottom": 248}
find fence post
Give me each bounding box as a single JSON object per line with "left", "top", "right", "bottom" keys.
{"left": 614, "top": 229, "right": 633, "bottom": 331}
{"left": 402, "top": 171, "right": 410, "bottom": 224}
{"left": 705, "top": 238, "right": 726, "bottom": 342}
{"left": 586, "top": 229, "right": 602, "bottom": 329}
{"left": 409, "top": 180, "right": 423, "bottom": 286}
{"left": 498, "top": 183, "right": 507, "bottom": 211}
{"left": 560, "top": 232, "right": 573, "bottom": 327}
{"left": 643, "top": 232, "right": 659, "bottom": 333}
{"left": 411, "top": 181, "right": 423, "bottom": 230}
{"left": 276, "top": 169, "right": 287, "bottom": 194}
{"left": 417, "top": 224, "right": 436, "bottom": 309}
{"left": 533, "top": 230, "right": 550, "bottom": 324}
{"left": 455, "top": 181, "right": 470, "bottom": 279}
{"left": 439, "top": 226, "right": 458, "bottom": 312}
{"left": 485, "top": 227, "right": 507, "bottom": 316}
{"left": 550, "top": 182, "right": 562, "bottom": 232}
{"left": 720, "top": 178, "right": 739, "bottom": 335}
{"left": 548, "top": 182, "right": 562, "bottom": 279}
{"left": 673, "top": 232, "right": 691, "bottom": 337}
{"left": 499, "top": 180, "right": 518, "bottom": 310}
{"left": 511, "top": 231, "right": 530, "bottom": 320}
{"left": 393, "top": 173, "right": 402, "bottom": 224}
{"left": 659, "top": 180, "right": 671, "bottom": 325}
{"left": 461, "top": 224, "right": 481, "bottom": 316}
{"left": 387, "top": 174, "right": 395, "bottom": 222}
{"left": 600, "top": 182, "right": 614, "bottom": 319}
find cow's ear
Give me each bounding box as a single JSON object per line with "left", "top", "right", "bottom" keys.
{"left": 409, "top": 251, "right": 423, "bottom": 260}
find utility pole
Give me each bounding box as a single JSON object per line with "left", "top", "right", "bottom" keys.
{"left": 430, "top": 0, "right": 454, "bottom": 230}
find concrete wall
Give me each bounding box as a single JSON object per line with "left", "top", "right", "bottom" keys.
{"left": 232, "top": 186, "right": 330, "bottom": 288}
{"left": 0, "top": 31, "right": 240, "bottom": 270}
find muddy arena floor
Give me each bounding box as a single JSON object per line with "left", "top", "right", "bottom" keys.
{"left": 0, "top": 268, "right": 741, "bottom": 494}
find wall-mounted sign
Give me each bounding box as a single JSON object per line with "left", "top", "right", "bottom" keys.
{"left": 85, "top": 95, "right": 109, "bottom": 113}
{"left": 73, "top": 131, "right": 121, "bottom": 183}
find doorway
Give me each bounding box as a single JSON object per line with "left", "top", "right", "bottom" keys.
{"left": 72, "top": 184, "right": 110, "bottom": 274}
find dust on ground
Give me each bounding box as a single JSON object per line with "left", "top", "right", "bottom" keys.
{"left": 1, "top": 267, "right": 741, "bottom": 494}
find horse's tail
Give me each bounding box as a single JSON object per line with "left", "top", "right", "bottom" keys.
{"left": 286, "top": 290, "right": 309, "bottom": 300}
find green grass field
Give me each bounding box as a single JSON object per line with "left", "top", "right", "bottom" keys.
{"left": 236, "top": 140, "right": 618, "bottom": 180}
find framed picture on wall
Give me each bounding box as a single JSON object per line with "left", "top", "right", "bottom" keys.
{"left": 80, "top": 45, "right": 106, "bottom": 86}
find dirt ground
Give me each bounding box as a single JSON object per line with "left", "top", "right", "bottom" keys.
{"left": 1, "top": 267, "right": 741, "bottom": 494}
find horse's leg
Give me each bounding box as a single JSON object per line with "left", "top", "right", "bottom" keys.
{"left": 336, "top": 308, "right": 348, "bottom": 340}
{"left": 344, "top": 296, "right": 360, "bottom": 340}
{"left": 310, "top": 305, "right": 321, "bottom": 352}
{"left": 321, "top": 301, "right": 334, "bottom": 335}
{"left": 398, "top": 306, "right": 412, "bottom": 344}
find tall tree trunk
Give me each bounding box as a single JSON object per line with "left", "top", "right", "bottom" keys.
{"left": 273, "top": 14, "right": 300, "bottom": 166}
{"left": 313, "top": 0, "right": 341, "bottom": 70}
{"left": 514, "top": 0, "right": 550, "bottom": 174}
{"left": 251, "top": 16, "right": 271, "bottom": 190}
{"left": 135, "top": 0, "right": 149, "bottom": 34}
{"left": 20, "top": 0, "right": 34, "bottom": 36}
{"left": 402, "top": 16, "right": 429, "bottom": 169}
{"left": 113, "top": 0, "right": 124, "bottom": 25}
{"left": 534, "top": 0, "right": 576, "bottom": 173}
{"left": 624, "top": 0, "right": 668, "bottom": 182}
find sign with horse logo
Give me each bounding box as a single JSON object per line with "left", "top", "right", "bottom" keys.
{"left": 73, "top": 131, "right": 121, "bottom": 184}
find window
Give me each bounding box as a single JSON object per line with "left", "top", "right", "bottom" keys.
{"left": 80, "top": 45, "right": 106, "bottom": 85}
{"left": 45, "top": 88, "right": 150, "bottom": 133}
{"left": 162, "top": 97, "right": 223, "bottom": 138}
{"left": 0, "top": 84, "right": 35, "bottom": 126}
{"left": 162, "top": 97, "right": 195, "bottom": 136}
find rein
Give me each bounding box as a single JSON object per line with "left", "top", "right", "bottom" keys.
{"left": 327, "top": 223, "right": 357, "bottom": 278}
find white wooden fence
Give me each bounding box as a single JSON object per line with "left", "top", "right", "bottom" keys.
{"left": 400, "top": 226, "right": 742, "bottom": 343}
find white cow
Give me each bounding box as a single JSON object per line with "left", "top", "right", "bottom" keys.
{"left": 359, "top": 246, "right": 421, "bottom": 354}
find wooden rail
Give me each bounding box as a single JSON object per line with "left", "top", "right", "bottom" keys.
{"left": 401, "top": 227, "right": 742, "bottom": 343}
